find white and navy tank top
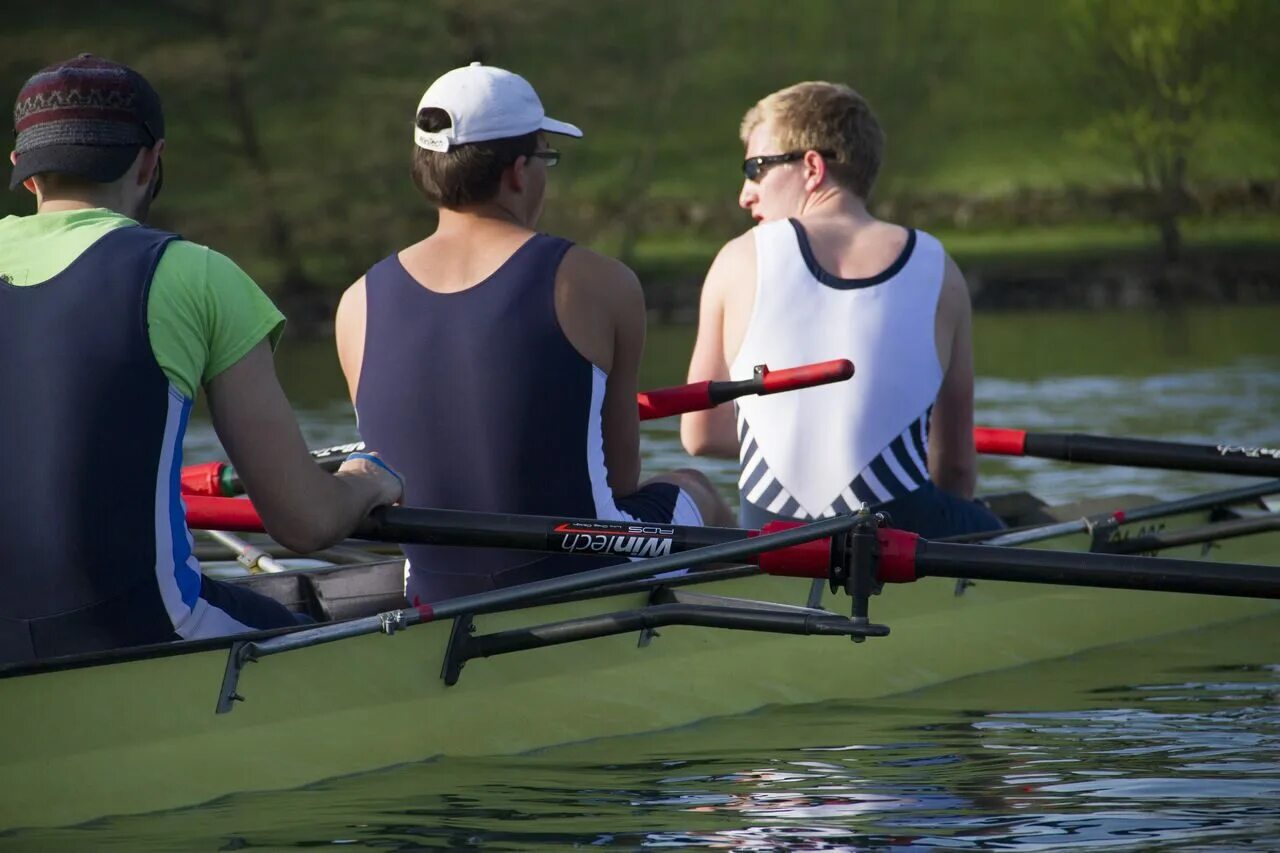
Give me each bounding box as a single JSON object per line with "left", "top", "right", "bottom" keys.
{"left": 731, "top": 218, "right": 944, "bottom": 526}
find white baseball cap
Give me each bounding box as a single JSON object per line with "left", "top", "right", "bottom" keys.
{"left": 414, "top": 62, "right": 583, "bottom": 152}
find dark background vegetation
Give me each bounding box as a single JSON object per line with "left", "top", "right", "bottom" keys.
{"left": 4, "top": 0, "right": 1278, "bottom": 327}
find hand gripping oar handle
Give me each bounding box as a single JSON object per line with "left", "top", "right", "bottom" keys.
{"left": 637, "top": 358, "right": 853, "bottom": 420}
{"left": 182, "top": 359, "right": 856, "bottom": 497}
{"left": 976, "top": 427, "right": 1280, "bottom": 478}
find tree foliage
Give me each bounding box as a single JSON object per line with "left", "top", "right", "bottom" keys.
{"left": 1064, "top": 0, "right": 1243, "bottom": 261}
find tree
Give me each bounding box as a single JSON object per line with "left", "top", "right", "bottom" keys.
{"left": 1065, "top": 0, "right": 1242, "bottom": 263}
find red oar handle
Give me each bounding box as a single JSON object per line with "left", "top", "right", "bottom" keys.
{"left": 186, "top": 495, "right": 266, "bottom": 532}
{"left": 181, "top": 461, "right": 228, "bottom": 498}
{"left": 638, "top": 358, "right": 855, "bottom": 419}
{"left": 637, "top": 381, "right": 714, "bottom": 421}
{"left": 753, "top": 359, "right": 855, "bottom": 398}
{"left": 975, "top": 427, "right": 1028, "bottom": 456}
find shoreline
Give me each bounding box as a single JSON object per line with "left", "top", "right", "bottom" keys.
{"left": 638, "top": 246, "right": 1280, "bottom": 322}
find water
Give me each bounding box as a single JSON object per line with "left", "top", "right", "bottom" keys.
{"left": 61, "top": 307, "right": 1280, "bottom": 849}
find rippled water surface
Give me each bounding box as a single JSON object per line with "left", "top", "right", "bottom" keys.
{"left": 47, "top": 307, "right": 1280, "bottom": 850}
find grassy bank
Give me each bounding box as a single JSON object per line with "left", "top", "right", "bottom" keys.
{"left": 629, "top": 216, "right": 1280, "bottom": 287}
{"left": 3, "top": 1, "right": 1277, "bottom": 307}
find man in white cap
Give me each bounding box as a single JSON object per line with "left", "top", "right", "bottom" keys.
{"left": 336, "top": 63, "right": 732, "bottom": 605}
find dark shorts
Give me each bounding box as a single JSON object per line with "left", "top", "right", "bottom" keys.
{"left": 740, "top": 480, "right": 1005, "bottom": 540}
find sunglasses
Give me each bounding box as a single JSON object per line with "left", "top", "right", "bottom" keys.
{"left": 529, "top": 149, "right": 560, "bottom": 167}
{"left": 742, "top": 149, "right": 835, "bottom": 182}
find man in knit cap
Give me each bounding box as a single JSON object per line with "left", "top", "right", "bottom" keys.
{"left": 0, "top": 55, "right": 403, "bottom": 664}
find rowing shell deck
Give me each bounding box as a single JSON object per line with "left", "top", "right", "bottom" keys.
{"left": 1, "top": 493, "right": 1277, "bottom": 829}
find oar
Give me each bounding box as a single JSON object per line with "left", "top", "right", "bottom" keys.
{"left": 866, "top": 527, "right": 1280, "bottom": 600}
{"left": 220, "top": 511, "right": 871, "bottom": 663}
{"left": 977, "top": 427, "right": 1280, "bottom": 478}
{"left": 182, "top": 358, "right": 854, "bottom": 498}
{"left": 966, "top": 478, "right": 1280, "bottom": 548}
{"left": 185, "top": 496, "right": 831, "bottom": 578}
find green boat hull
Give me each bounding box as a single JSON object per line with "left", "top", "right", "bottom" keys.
{"left": 1, "top": 497, "right": 1277, "bottom": 829}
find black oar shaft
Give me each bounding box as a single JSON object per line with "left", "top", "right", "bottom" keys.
{"left": 354, "top": 506, "right": 749, "bottom": 552}
{"left": 1026, "top": 432, "right": 1280, "bottom": 478}
{"left": 914, "top": 539, "right": 1280, "bottom": 599}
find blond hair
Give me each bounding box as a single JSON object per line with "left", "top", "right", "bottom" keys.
{"left": 739, "top": 81, "right": 884, "bottom": 199}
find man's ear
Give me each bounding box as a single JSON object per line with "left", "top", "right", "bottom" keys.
{"left": 137, "top": 139, "right": 166, "bottom": 187}
{"left": 508, "top": 154, "right": 529, "bottom": 194}
{"left": 10, "top": 151, "right": 37, "bottom": 196}
{"left": 803, "top": 150, "right": 827, "bottom": 193}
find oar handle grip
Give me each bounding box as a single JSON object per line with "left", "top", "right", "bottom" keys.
{"left": 186, "top": 495, "right": 265, "bottom": 532}
{"left": 974, "top": 427, "right": 1027, "bottom": 456}
{"left": 639, "top": 358, "right": 855, "bottom": 420}
{"left": 637, "top": 382, "right": 713, "bottom": 421}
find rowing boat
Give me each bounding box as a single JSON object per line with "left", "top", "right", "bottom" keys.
{"left": 1, "top": 489, "right": 1276, "bottom": 830}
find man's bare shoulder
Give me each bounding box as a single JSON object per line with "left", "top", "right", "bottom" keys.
{"left": 715, "top": 230, "right": 756, "bottom": 267}
{"left": 336, "top": 275, "right": 368, "bottom": 315}
{"left": 558, "top": 244, "right": 643, "bottom": 308}
{"left": 936, "top": 251, "right": 973, "bottom": 321}
{"left": 703, "top": 230, "right": 757, "bottom": 293}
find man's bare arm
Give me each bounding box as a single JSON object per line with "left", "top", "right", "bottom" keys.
{"left": 681, "top": 236, "right": 752, "bottom": 458}
{"left": 556, "top": 247, "right": 645, "bottom": 496}
{"left": 206, "top": 339, "right": 401, "bottom": 552}
{"left": 928, "top": 256, "right": 978, "bottom": 498}
{"left": 334, "top": 276, "right": 367, "bottom": 404}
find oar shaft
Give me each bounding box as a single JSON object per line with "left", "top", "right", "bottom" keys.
{"left": 357, "top": 505, "right": 746, "bottom": 552}
{"left": 981, "top": 478, "right": 1280, "bottom": 548}
{"left": 977, "top": 428, "right": 1280, "bottom": 478}
{"left": 917, "top": 540, "right": 1280, "bottom": 598}
{"left": 184, "top": 497, "right": 833, "bottom": 577}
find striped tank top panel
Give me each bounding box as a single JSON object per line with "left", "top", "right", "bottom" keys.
{"left": 730, "top": 218, "right": 945, "bottom": 521}
{"left": 356, "top": 235, "right": 623, "bottom": 591}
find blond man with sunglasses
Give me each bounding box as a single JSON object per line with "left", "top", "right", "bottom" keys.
{"left": 682, "top": 81, "right": 1002, "bottom": 538}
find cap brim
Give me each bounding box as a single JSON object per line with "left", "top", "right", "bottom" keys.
{"left": 9, "top": 144, "right": 140, "bottom": 191}
{"left": 541, "top": 117, "right": 583, "bottom": 138}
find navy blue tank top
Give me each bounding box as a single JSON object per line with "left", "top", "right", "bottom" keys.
{"left": 0, "top": 224, "right": 301, "bottom": 665}
{"left": 357, "top": 235, "right": 623, "bottom": 603}
{"left": 0, "top": 225, "right": 180, "bottom": 661}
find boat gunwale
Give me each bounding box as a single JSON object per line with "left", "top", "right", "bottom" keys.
{"left": 0, "top": 562, "right": 767, "bottom": 681}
